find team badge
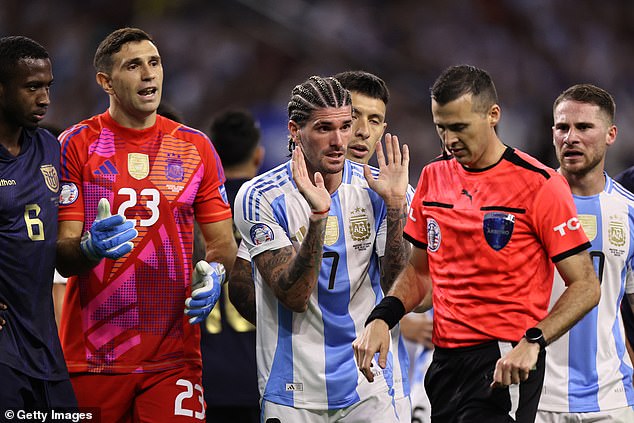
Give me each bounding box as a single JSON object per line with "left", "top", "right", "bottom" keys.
{"left": 40, "top": 164, "right": 59, "bottom": 193}
{"left": 577, "top": 214, "right": 597, "bottom": 241}
{"left": 324, "top": 216, "right": 339, "bottom": 246}
{"left": 128, "top": 153, "right": 150, "bottom": 180}
{"left": 483, "top": 212, "right": 515, "bottom": 251}
{"left": 427, "top": 218, "right": 441, "bottom": 252}
{"left": 350, "top": 207, "right": 371, "bottom": 242}
{"left": 165, "top": 153, "right": 184, "bottom": 182}
{"left": 608, "top": 215, "right": 626, "bottom": 248}
{"left": 250, "top": 223, "right": 274, "bottom": 245}
{"left": 59, "top": 182, "right": 79, "bottom": 205}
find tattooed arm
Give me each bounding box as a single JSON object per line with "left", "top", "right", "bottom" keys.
{"left": 363, "top": 134, "right": 411, "bottom": 292}
{"left": 228, "top": 256, "right": 257, "bottom": 325}
{"left": 253, "top": 213, "right": 328, "bottom": 312}
{"left": 380, "top": 201, "right": 411, "bottom": 292}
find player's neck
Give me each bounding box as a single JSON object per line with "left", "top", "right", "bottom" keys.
{"left": 563, "top": 167, "right": 606, "bottom": 197}
{"left": 0, "top": 124, "right": 23, "bottom": 156}
{"left": 108, "top": 106, "right": 157, "bottom": 130}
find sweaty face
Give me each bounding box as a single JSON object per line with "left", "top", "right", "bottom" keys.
{"left": 293, "top": 106, "right": 352, "bottom": 176}
{"left": 553, "top": 100, "right": 615, "bottom": 177}
{"left": 0, "top": 58, "right": 53, "bottom": 129}
{"left": 431, "top": 93, "right": 499, "bottom": 169}
{"left": 104, "top": 40, "right": 163, "bottom": 124}
{"left": 346, "top": 91, "right": 387, "bottom": 164}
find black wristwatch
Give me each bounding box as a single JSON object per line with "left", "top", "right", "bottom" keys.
{"left": 524, "top": 327, "right": 547, "bottom": 350}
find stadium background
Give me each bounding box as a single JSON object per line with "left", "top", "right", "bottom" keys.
{"left": 3, "top": 0, "right": 634, "bottom": 181}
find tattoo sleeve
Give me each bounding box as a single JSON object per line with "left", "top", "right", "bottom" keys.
{"left": 228, "top": 257, "right": 257, "bottom": 325}
{"left": 381, "top": 202, "right": 411, "bottom": 293}
{"left": 254, "top": 216, "right": 328, "bottom": 312}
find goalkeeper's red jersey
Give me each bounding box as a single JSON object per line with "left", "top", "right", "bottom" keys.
{"left": 58, "top": 111, "right": 232, "bottom": 373}
{"left": 404, "top": 147, "right": 590, "bottom": 349}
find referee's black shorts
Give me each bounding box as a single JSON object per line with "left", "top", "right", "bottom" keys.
{"left": 424, "top": 340, "right": 545, "bottom": 422}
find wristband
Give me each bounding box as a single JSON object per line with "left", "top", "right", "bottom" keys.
{"left": 365, "top": 296, "right": 406, "bottom": 329}
{"left": 311, "top": 207, "right": 330, "bottom": 215}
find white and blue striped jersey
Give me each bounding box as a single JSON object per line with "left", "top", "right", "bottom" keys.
{"left": 539, "top": 175, "right": 634, "bottom": 413}
{"left": 234, "top": 159, "right": 413, "bottom": 410}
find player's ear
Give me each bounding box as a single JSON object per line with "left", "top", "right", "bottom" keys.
{"left": 488, "top": 104, "right": 501, "bottom": 127}
{"left": 96, "top": 72, "right": 114, "bottom": 95}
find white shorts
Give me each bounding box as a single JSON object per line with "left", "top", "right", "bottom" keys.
{"left": 394, "top": 395, "right": 412, "bottom": 422}
{"left": 536, "top": 407, "right": 634, "bottom": 423}
{"left": 262, "top": 389, "right": 399, "bottom": 423}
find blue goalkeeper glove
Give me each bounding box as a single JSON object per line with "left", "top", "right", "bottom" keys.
{"left": 185, "top": 261, "right": 225, "bottom": 325}
{"left": 80, "top": 198, "right": 138, "bottom": 262}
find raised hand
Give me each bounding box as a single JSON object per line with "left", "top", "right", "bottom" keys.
{"left": 80, "top": 198, "right": 138, "bottom": 262}
{"left": 291, "top": 146, "right": 331, "bottom": 214}
{"left": 185, "top": 261, "right": 225, "bottom": 325}
{"left": 363, "top": 133, "right": 409, "bottom": 207}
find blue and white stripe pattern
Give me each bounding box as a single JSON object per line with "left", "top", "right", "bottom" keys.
{"left": 540, "top": 174, "right": 634, "bottom": 413}
{"left": 235, "top": 159, "right": 411, "bottom": 410}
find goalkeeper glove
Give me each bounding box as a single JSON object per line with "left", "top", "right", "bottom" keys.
{"left": 80, "top": 198, "right": 138, "bottom": 262}
{"left": 185, "top": 261, "right": 225, "bottom": 325}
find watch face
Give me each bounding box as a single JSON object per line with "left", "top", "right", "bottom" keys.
{"left": 525, "top": 327, "right": 542, "bottom": 341}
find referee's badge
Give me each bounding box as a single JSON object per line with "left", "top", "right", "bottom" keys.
{"left": 483, "top": 212, "right": 515, "bottom": 251}
{"left": 427, "top": 218, "right": 441, "bottom": 252}
{"left": 128, "top": 153, "right": 149, "bottom": 180}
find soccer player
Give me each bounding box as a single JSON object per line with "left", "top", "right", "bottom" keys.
{"left": 353, "top": 65, "right": 601, "bottom": 422}
{"left": 0, "top": 36, "right": 77, "bottom": 411}
{"left": 536, "top": 84, "right": 634, "bottom": 422}
{"left": 55, "top": 27, "right": 236, "bottom": 421}
{"left": 200, "top": 109, "right": 264, "bottom": 423}
{"left": 233, "top": 75, "right": 410, "bottom": 422}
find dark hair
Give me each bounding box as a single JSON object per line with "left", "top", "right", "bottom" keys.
{"left": 334, "top": 70, "right": 389, "bottom": 105}
{"left": 210, "top": 109, "right": 261, "bottom": 168}
{"left": 0, "top": 36, "right": 49, "bottom": 83}
{"left": 93, "top": 27, "right": 154, "bottom": 73}
{"left": 287, "top": 75, "right": 351, "bottom": 152}
{"left": 430, "top": 65, "right": 498, "bottom": 114}
{"left": 553, "top": 84, "right": 615, "bottom": 124}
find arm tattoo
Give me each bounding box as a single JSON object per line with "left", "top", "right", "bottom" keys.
{"left": 228, "top": 259, "right": 257, "bottom": 325}
{"left": 381, "top": 203, "right": 411, "bottom": 292}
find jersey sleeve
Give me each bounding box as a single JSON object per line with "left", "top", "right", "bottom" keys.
{"left": 58, "top": 125, "right": 87, "bottom": 222}
{"left": 234, "top": 182, "right": 292, "bottom": 259}
{"left": 193, "top": 133, "right": 232, "bottom": 223}
{"left": 531, "top": 173, "right": 590, "bottom": 262}
{"left": 236, "top": 239, "right": 251, "bottom": 262}
{"left": 404, "top": 169, "right": 427, "bottom": 249}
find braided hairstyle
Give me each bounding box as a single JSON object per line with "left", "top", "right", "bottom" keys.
{"left": 287, "top": 75, "right": 351, "bottom": 153}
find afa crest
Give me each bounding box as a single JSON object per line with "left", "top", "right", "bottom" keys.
{"left": 40, "top": 164, "right": 59, "bottom": 193}
{"left": 608, "top": 215, "right": 626, "bottom": 248}
{"left": 350, "top": 207, "right": 371, "bottom": 242}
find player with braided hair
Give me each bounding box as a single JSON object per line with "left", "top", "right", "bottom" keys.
{"left": 234, "top": 74, "right": 410, "bottom": 422}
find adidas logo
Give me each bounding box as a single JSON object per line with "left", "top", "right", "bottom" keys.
{"left": 93, "top": 160, "right": 119, "bottom": 176}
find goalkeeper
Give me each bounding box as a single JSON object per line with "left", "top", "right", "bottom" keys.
{"left": 55, "top": 27, "right": 236, "bottom": 422}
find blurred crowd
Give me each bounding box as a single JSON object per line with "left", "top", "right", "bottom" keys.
{"left": 3, "top": 0, "right": 634, "bottom": 180}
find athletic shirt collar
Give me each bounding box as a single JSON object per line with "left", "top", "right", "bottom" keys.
{"left": 103, "top": 110, "right": 161, "bottom": 145}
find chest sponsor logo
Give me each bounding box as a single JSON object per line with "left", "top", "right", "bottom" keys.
{"left": 59, "top": 182, "right": 79, "bottom": 205}
{"left": 483, "top": 212, "right": 515, "bottom": 251}
{"left": 165, "top": 153, "right": 184, "bottom": 182}
{"left": 0, "top": 178, "right": 16, "bottom": 187}
{"left": 577, "top": 214, "right": 597, "bottom": 242}
{"left": 250, "top": 223, "right": 274, "bottom": 245}
{"left": 427, "top": 218, "right": 441, "bottom": 252}
{"left": 350, "top": 207, "right": 371, "bottom": 242}
{"left": 128, "top": 153, "right": 149, "bottom": 180}
{"left": 40, "top": 164, "right": 59, "bottom": 193}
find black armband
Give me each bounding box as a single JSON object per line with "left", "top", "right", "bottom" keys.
{"left": 365, "top": 296, "right": 406, "bottom": 329}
